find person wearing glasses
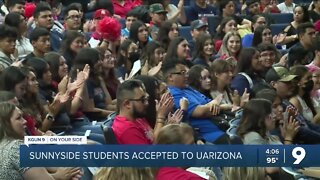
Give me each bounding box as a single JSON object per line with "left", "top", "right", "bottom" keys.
{"left": 63, "top": 5, "right": 81, "bottom": 31}
{"left": 112, "top": 79, "right": 154, "bottom": 144}
{"left": 162, "top": 59, "right": 228, "bottom": 144}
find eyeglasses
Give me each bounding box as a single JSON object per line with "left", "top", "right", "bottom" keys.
{"left": 171, "top": 70, "right": 188, "bottom": 75}
{"left": 66, "top": 15, "right": 80, "bottom": 20}
{"left": 128, "top": 96, "right": 149, "bottom": 104}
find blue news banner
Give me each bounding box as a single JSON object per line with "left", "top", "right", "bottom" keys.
{"left": 20, "top": 145, "right": 319, "bottom": 167}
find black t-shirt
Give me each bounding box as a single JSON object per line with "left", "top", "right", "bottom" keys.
{"left": 309, "top": 10, "right": 320, "bottom": 22}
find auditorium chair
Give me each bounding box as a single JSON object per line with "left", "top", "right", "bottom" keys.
{"left": 226, "top": 126, "right": 243, "bottom": 144}
{"left": 101, "top": 112, "right": 118, "bottom": 144}
{"left": 179, "top": 26, "right": 193, "bottom": 42}
{"left": 271, "top": 13, "right": 293, "bottom": 24}
{"left": 270, "top": 23, "right": 289, "bottom": 36}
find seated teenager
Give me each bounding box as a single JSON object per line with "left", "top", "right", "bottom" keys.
{"left": 162, "top": 59, "right": 227, "bottom": 144}
{"left": 0, "top": 24, "right": 18, "bottom": 72}
{"left": 26, "top": 27, "right": 51, "bottom": 59}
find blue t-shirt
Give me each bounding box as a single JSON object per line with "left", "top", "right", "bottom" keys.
{"left": 168, "top": 86, "right": 225, "bottom": 142}
{"left": 185, "top": 3, "right": 217, "bottom": 24}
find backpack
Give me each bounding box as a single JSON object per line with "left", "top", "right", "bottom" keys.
{"left": 238, "top": 72, "right": 253, "bottom": 89}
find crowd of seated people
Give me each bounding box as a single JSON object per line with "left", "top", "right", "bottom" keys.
{"left": 0, "top": 0, "right": 318, "bottom": 179}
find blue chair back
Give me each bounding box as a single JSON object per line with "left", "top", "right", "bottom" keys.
{"left": 179, "top": 26, "right": 192, "bottom": 42}
{"left": 271, "top": 13, "right": 293, "bottom": 24}
{"left": 226, "top": 126, "right": 243, "bottom": 144}
{"left": 207, "top": 16, "right": 220, "bottom": 34}
{"left": 270, "top": 23, "right": 289, "bottom": 36}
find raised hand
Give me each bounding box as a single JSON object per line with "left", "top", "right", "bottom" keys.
{"left": 53, "top": 92, "right": 70, "bottom": 104}
{"left": 179, "top": 97, "right": 189, "bottom": 111}
{"left": 280, "top": 115, "right": 300, "bottom": 142}
{"left": 240, "top": 88, "right": 250, "bottom": 107}
{"left": 58, "top": 75, "right": 69, "bottom": 93}
{"left": 231, "top": 90, "right": 240, "bottom": 106}
{"left": 177, "top": 0, "right": 184, "bottom": 10}
{"left": 148, "top": 61, "right": 163, "bottom": 76}
{"left": 167, "top": 109, "right": 184, "bottom": 124}
{"left": 78, "top": 64, "right": 90, "bottom": 82}
{"left": 157, "top": 92, "right": 174, "bottom": 118}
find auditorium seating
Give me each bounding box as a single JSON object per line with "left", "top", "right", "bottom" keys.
{"left": 101, "top": 112, "right": 118, "bottom": 144}
{"left": 179, "top": 26, "right": 193, "bottom": 42}
{"left": 226, "top": 126, "right": 243, "bottom": 144}
{"left": 270, "top": 23, "right": 289, "bottom": 36}
{"left": 271, "top": 13, "right": 293, "bottom": 24}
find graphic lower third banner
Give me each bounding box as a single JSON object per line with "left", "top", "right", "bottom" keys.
{"left": 20, "top": 145, "right": 320, "bottom": 167}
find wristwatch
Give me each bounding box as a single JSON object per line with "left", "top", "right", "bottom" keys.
{"left": 46, "top": 113, "right": 55, "bottom": 122}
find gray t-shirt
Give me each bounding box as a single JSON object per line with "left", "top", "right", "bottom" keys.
{"left": 243, "top": 131, "right": 282, "bottom": 145}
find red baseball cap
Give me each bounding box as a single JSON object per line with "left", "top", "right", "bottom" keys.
{"left": 94, "top": 9, "right": 111, "bottom": 19}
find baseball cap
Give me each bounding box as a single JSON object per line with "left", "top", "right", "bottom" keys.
{"left": 94, "top": 9, "right": 111, "bottom": 19}
{"left": 265, "top": 66, "right": 297, "bottom": 83}
{"left": 149, "top": 3, "right": 167, "bottom": 14}
{"left": 191, "top": 20, "right": 208, "bottom": 30}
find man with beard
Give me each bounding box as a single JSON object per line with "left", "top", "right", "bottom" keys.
{"left": 266, "top": 66, "right": 320, "bottom": 144}
{"left": 112, "top": 79, "right": 154, "bottom": 144}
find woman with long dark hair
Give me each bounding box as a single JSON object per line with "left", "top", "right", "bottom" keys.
{"left": 116, "top": 39, "right": 139, "bottom": 79}
{"left": 192, "top": 33, "right": 215, "bottom": 67}
{"left": 280, "top": 5, "right": 310, "bottom": 49}
{"left": 157, "top": 20, "right": 180, "bottom": 51}
{"left": 140, "top": 41, "right": 165, "bottom": 77}
{"left": 165, "top": 36, "right": 191, "bottom": 66}
{"left": 71, "top": 47, "right": 114, "bottom": 120}
{"left": 188, "top": 65, "right": 212, "bottom": 99}
{"left": 231, "top": 47, "right": 265, "bottom": 96}
{"left": 44, "top": 52, "right": 68, "bottom": 84}
{"left": 289, "top": 65, "right": 318, "bottom": 123}
{"left": 101, "top": 48, "right": 120, "bottom": 100}
{"left": 252, "top": 25, "right": 273, "bottom": 47}
{"left": 60, "top": 30, "right": 85, "bottom": 69}
{"left": 129, "top": 20, "right": 149, "bottom": 51}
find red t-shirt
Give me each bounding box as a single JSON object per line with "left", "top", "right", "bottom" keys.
{"left": 260, "top": 4, "right": 280, "bottom": 13}
{"left": 156, "top": 167, "right": 206, "bottom": 180}
{"left": 112, "top": 115, "right": 153, "bottom": 144}
{"left": 112, "top": 0, "right": 137, "bottom": 18}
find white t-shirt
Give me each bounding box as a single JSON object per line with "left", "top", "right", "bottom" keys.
{"left": 277, "top": 2, "right": 296, "bottom": 14}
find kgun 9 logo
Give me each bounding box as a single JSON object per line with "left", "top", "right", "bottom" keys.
{"left": 292, "top": 147, "right": 306, "bottom": 165}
